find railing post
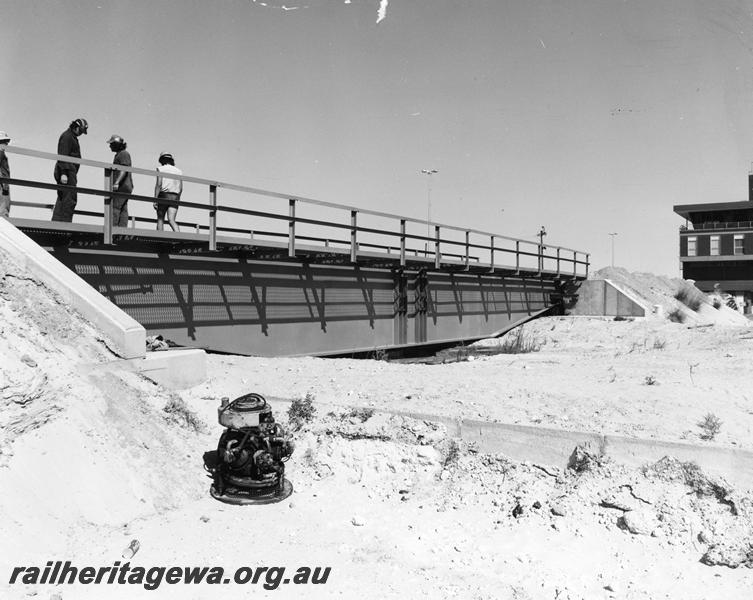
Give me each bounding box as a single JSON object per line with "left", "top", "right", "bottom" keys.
{"left": 489, "top": 235, "right": 495, "bottom": 272}
{"left": 585, "top": 253, "right": 590, "bottom": 278}
{"left": 573, "top": 251, "right": 577, "bottom": 277}
{"left": 400, "top": 219, "right": 406, "bottom": 267}
{"left": 209, "top": 185, "right": 217, "bottom": 251}
{"left": 515, "top": 240, "right": 520, "bottom": 273}
{"left": 434, "top": 225, "right": 441, "bottom": 269}
{"left": 350, "top": 210, "right": 358, "bottom": 263}
{"left": 464, "top": 230, "right": 470, "bottom": 270}
{"left": 103, "top": 168, "right": 112, "bottom": 244}
{"left": 288, "top": 199, "right": 296, "bottom": 257}
{"left": 556, "top": 247, "right": 561, "bottom": 276}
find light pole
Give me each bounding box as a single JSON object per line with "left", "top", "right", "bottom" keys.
{"left": 608, "top": 232, "right": 618, "bottom": 267}
{"left": 421, "top": 169, "right": 438, "bottom": 254}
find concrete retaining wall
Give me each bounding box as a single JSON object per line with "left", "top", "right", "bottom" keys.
{"left": 383, "top": 409, "right": 753, "bottom": 490}
{"left": 568, "top": 279, "right": 646, "bottom": 317}
{"left": 0, "top": 218, "right": 145, "bottom": 358}
{"left": 460, "top": 418, "right": 753, "bottom": 489}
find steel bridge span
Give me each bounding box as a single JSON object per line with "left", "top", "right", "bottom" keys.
{"left": 2, "top": 147, "right": 590, "bottom": 356}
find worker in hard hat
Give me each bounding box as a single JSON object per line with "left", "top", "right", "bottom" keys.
{"left": 0, "top": 131, "right": 11, "bottom": 218}
{"left": 153, "top": 152, "right": 182, "bottom": 232}
{"left": 107, "top": 134, "right": 133, "bottom": 227}
{"left": 52, "top": 118, "right": 88, "bottom": 222}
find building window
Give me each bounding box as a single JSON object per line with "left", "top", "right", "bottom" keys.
{"left": 687, "top": 237, "right": 697, "bottom": 257}
{"left": 735, "top": 235, "right": 744, "bottom": 256}
{"left": 710, "top": 236, "right": 720, "bottom": 256}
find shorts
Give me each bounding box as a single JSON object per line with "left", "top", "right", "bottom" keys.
{"left": 156, "top": 191, "right": 179, "bottom": 217}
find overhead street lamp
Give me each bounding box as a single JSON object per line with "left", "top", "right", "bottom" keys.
{"left": 608, "top": 232, "right": 618, "bottom": 267}
{"left": 421, "top": 169, "right": 438, "bottom": 254}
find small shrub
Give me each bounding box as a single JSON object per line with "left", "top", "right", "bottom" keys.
{"left": 712, "top": 298, "right": 723, "bottom": 310}
{"left": 697, "top": 413, "right": 723, "bottom": 441}
{"left": 288, "top": 392, "right": 317, "bottom": 430}
{"left": 674, "top": 285, "right": 706, "bottom": 311}
{"left": 497, "top": 328, "right": 541, "bottom": 354}
{"left": 644, "top": 375, "right": 657, "bottom": 386}
{"left": 370, "top": 348, "right": 388, "bottom": 361}
{"left": 442, "top": 438, "right": 461, "bottom": 468}
{"left": 302, "top": 446, "right": 316, "bottom": 467}
{"left": 668, "top": 308, "right": 686, "bottom": 323}
{"left": 653, "top": 338, "right": 666, "bottom": 350}
{"left": 163, "top": 396, "right": 205, "bottom": 433}
{"left": 644, "top": 457, "right": 731, "bottom": 503}
{"left": 344, "top": 407, "right": 375, "bottom": 422}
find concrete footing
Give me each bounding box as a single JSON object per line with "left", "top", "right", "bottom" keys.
{"left": 109, "top": 349, "right": 208, "bottom": 389}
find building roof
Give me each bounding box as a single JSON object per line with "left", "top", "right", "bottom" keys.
{"left": 673, "top": 201, "right": 753, "bottom": 220}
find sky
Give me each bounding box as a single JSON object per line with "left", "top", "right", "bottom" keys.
{"left": 4, "top": 0, "right": 753, "bottom": 276}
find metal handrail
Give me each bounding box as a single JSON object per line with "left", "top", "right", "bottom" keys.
{"left": 5, "top": 145, "right": 588, "bottom": 253}
{"left": 1, "top": 146, "right": 590, "bottom": 277}
{"left": 681, "top": 221, "right": 753, "bottom": 231}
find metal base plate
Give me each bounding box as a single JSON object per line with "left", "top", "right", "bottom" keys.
{"left": 210, "top": 478, "right": 293, "bottom": 505}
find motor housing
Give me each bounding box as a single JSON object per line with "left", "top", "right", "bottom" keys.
{"left": 208, "top": 393, "right": 294, "bottom": 505}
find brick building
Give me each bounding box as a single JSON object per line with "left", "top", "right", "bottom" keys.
{"left": 674, "top": 198, "right": 753, "bottom": 312}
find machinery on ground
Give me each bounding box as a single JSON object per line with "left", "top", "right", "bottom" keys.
{"left": 206, "top": 393, "right": 294, "bottom": 505}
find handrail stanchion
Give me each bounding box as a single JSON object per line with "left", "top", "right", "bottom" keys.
{"left": 400, "top": 219, "right": 406, "bottom": 267}
{"left": 350, "top": 210, "right": 358, "bottom": 262}
{"left": 515, "top": 240, "right": 520, "bottom": 274}
{"left": 434, "top": 225, "right": 441, "bottom": 269}
{"left": 585, "top": 253, "right": 590, "bottom": 278}
{"left": 464, "top": 230, "right": 470, "bottom": 270}
{"left": 489, "top": 235, "right": 495, "bottom": 273}
{"left": 556, "top": 247, "right": 561, "bottom": 277}
{"left": 288, "top": 199, "right": 296, "bottom": 257}
{"left": 209, "top": 185, "right": 217, "bottom": 251}
{"left": 573, "top": 251, "right": 577, "bottom": 277}
{"left": 103, "top": 168, "right": 112, "bottom": 245}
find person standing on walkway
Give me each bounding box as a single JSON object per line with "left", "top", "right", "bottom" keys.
{"left": 107, "top": 134, "right": 133, "bottom": 227}
{"left": 52, "top": 118, "right": 88, "bottom": 222}
{"left": 0, "top": 131, "right": 11, "bottom": 218}
{"left": 153, "top": 152, "right": 182, "bottom": 232}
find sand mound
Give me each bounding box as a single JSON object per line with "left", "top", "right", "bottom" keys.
{"left": 593, "top": 267, "right": 749, "bottom": 326}
{"left": 0, "top": 248, "right": 211, "bottom": 565}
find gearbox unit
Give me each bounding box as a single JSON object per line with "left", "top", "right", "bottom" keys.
{"left": 208, "top": 393, "right": 294, "bottom": 505}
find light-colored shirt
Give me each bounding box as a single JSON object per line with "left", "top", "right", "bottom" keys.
{"left": 157, "top": 164, "right": 182, "bottom": 194}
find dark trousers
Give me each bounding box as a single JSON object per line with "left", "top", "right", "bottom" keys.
{"left": 112, "top": 185, "right": 131, "bottom": 227}
{"left": 52, "top": 167, "right": 77, "bottom": 222}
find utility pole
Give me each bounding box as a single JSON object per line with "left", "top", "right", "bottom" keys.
{"left": 538, "top": 225, "right": 547, "bottom": 271}
{"left": 608, "top": 232, "right": 618, "bottom": 267}
{"left": 421, "top": 169, "right": 438, "bottom": 255}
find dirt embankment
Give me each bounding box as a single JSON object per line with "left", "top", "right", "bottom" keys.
{"left": 2, "top": 253, "right": 753, "bottom": 598}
